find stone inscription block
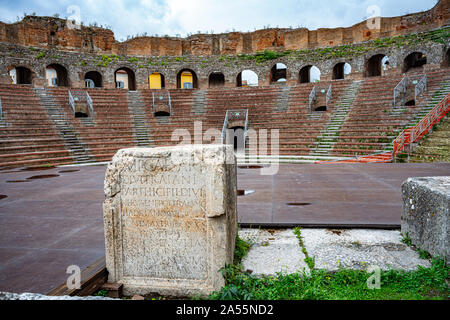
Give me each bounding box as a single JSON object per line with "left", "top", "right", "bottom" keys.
{"left": 103, "top": 145, "right": 237, "bottom": 297}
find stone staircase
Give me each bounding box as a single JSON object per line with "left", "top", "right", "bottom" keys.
{"left": 192, "top": 90, "right": 207, "bottom": 115}
{"left": 309, "top": 80, "right": 363, "bottom": 156}
{"left": 274, "top": 86, "right": 291, "bottom": 113}
{"left": 33, "top": 88, "right": 94, "bottom": 164}
{"left": 127, "top": 91, "right": 153, "bottom": 147}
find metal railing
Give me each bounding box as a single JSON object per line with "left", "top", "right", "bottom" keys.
{"left": 86, "top": 91, "right": 94, "bottom": 119}
{"left": 393, "top": 93, "right": 449, "bottom": 159}
{"left": 221, "top": 109, "right": 248, "bottom": 146}
{"left": 0, "top": 97, "right": 2, "bottom": 118}
{"left": 68, "top": 90, "right": 76, "bottom": 115}
{"left": 415, "top": 74, "right": 427, "bottom": 101}
{"left": 393, "top": 77, "right": 407, "bottom": 107}
{"left": 326, "top": 84, "right": 332, "bottom": 108}
{"left": 309, "top": 86, "right": 316, "bottom": 111}
{"left": 221, "top": 111, "right": 229, "bottom": 143}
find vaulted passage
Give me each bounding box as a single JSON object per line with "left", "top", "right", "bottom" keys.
{"left": 177, "top": 69, "right": 198, "bottom": 89}
{"left": 299, "top": 65, "right": 320, "bottom": 83}
{"left": 237, "top": 70, "right": 258, "bottom": 87}
{"left": 84, "top": 71, "right": 102, "bottom": 88}
{"left": 8, "top": 66, "right": 33, "bottom": 84}
{"left": 209, "top": 72, "right": 225, "bottom": 88}
{"left": 270, "top": 63, "right": 287, "bottom": 83}
{"left": 332, "top": 62, "right": 351, "bottom": 80}
{"left": 115, "top": 67, "right": 136, "bottom": 90}
{"left": 366, "top": 54, "right": 389, "bottom": 77}
{"left": 403, "top": 52, "right": 427, "bottom": 73}
{"left": 149, "top": 72, "right": 165, "bottom": 89}
{"left": 46, "top": 64, "right": 69, "bottom": 87}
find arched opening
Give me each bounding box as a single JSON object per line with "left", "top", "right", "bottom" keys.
{"left": 46, "top": 64, "right": 69, "bottom": 87}
{"left": 405, "top": 100, "right": 415, "bottom": 106}
{"left": 149, "top": 72, "right": 165, "bottom": 89}
{"left": 236, "top": 70, "right": 258, "bottom": 87}
{"left": 8, "top": 66, "right": 33, "bottom": 84}
{"left": 270, "top": 63, "right": 287, "bottom": 83}
{"left": 314, "top": 106, "right": 327, "bottom": 112}
{"left": 177, "top": 69, "right": 198, "bottom": 89}
{"left": 403, "top": 52, "right": 427, "bottom": 73}
{"left": 75, "top": 111, "right": 89, "bottom": 118}
{"left": 209, "top": 72, "right": 225, "bottom": 88}
{"left": 84, "top": 71, "right": 102, "bottom": 88}
{"left": 332, "top": 62, "right": 352, "bottom": 80}
{"left": 155, "top": 111, "right": 171, "bottom": 117}
{"left": 115, "top": 67, "right": 136, "bottom": 90}
{"left": 299, "top": 65, "right": 321, "bottom": 83}
{"left": 366, "top": 54, "right": 389, "bottom": 77}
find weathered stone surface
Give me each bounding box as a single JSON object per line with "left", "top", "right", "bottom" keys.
{"left": 302, "top": 229, "right": 430, "bottom": 271}
{"left": 239, "top": 229, "right": 308, "bottom": 276}
{"left": 103, "top": 145, "right": 237, "bottom": 297}
{"left": 401, "top": 176, "right": 449, "bottom": 262}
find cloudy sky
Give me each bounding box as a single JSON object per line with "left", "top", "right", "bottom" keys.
{"left": 0, "top": 0, "right": 438, "bottom": 41}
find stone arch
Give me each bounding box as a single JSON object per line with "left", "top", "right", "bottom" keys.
{"left": 7, "top": 65, "right": 34, "bottom": 84}
{"left": 299, "top": 65, "right": 321, "bottom": 83}
{"left": 403, "top": 51, "right": 427, "bottom": 73}
{"left": 270, "top": 63, "right": 287, "bottom": 83}
{"left": 149, "top": 72, "right": 165, "bottom": 89}
{"left": 46, "top": 63, "right": 70, "bottom": 87}
{"left": 208, "top": 71, "right": 225, "bottom": 88}
{"left": 332, "top": 62, "right": 352, "bottom": 80}
{"left": 366, "top": 54, "right": 389, "bottom": 77}
{"left": 236, "top": 70, "right": 258, "bottom": 87}
{"left": 84, "top": 71, "right": 103, "bottom": 88}
{"left": 114, "top": 67, "right": 136, "bottom": 90}
{"left": 444, "top": 48, "right": 450, "bottom": 67}
{"left": 176, "top": 68, "right": 198, "bottom": 89}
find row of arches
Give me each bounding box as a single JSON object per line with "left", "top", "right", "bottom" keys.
{"left": 6, "top": 50, "right": 448, "bottom": 88}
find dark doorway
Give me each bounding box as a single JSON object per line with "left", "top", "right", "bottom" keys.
{"left": 299, "top": 65, "right": 311, "bottom": 83}
{"left": 209, "top": 72, "right": 225, "bottom": 88}
{"left": 366, "top": 54, "right": 386, "bottom": 77}
{"left": 403, "top": 52, "right": 427, "bottom": 73}
{"left": 314, "top": 106, "right": 327, "bottom": 112}
{"left": 270, "top": 63, "right": 287, "bottom": 83}
{"left": 333, "top": 63, "right": 345, "bottom": 80}
{"left": 155, "top": 111, "right": 170, "bottom": 117}
{"left": 15, "top": 67, "right": 33, "bottom": 84}
{"left": 47, "top": 64, "right": 70, "bottom": 87}
{"left": 405, "top": 100, "right": 415, "bottom": 106}
{"left": 84, "top": 71, "right": 102, "bottom": 88}
{"left": 227, "top": 126, "right": 245, "bottom": 153}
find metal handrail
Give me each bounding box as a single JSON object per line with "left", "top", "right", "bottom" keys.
{"left": 326, "top": 84, "right": 332, "bottom": 108}
{"left": 168, "top": 91, "right": 172, "bottom": 116}
{"left": 86, "top": 91, "right": 94, "bottom": 119}
{"left": 309, "top": 86, "right": 316, "bottom": 111}
{"left": 393, "top": 93, "right": 449, "bottom": 159}
{"left": 221, "top": 111, "right": 229, "bottom": 143}
{"left": 0, "top": 97, "right": 2, "bottom": 118}
{"left": 243, "top": 109, "right": 249, "bottom": 150}
{"left": 415, "top": 74, "right": 427, "bottom": 100}
{"left": 393, "top": 77, "right": 407, "bottom": 106}
{"left": 68, "top": 90, "right": 76, "bottom": 115}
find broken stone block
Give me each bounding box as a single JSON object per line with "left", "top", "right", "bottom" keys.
{"left": 401, "top": 176, "right": 449, "bottom": 262}
{"left": 103, "top": 145, "right": 237, "bottom": 297}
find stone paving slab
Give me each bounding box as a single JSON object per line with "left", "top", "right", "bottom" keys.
{"left": 239, "top": 228, "right": 431, "bottom": 276}
{"left": 239, "top": 229, "right": 308, "bottom": 276}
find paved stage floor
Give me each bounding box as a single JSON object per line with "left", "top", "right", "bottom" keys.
{"left": 0, "top": 163, "right": 448, "bottom": 293}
